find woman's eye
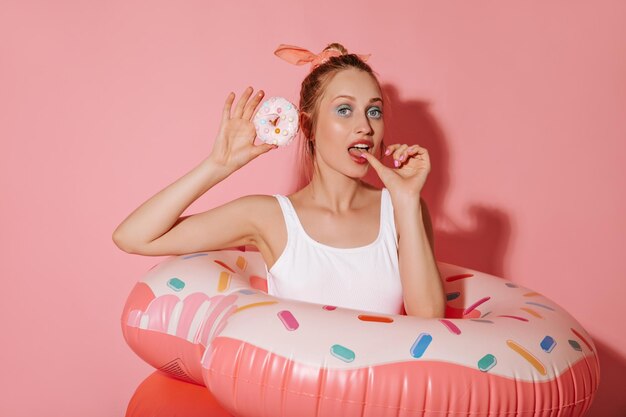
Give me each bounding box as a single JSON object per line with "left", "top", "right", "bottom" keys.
{"left": 368, "top": 107, "right": 382, "bottom": 118}
{"left": 337, "top": 106, "right": 351, "bottom": 116}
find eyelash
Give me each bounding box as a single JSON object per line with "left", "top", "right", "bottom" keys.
{"left": 337, "top": 105, "right": 383, "bottom": 119}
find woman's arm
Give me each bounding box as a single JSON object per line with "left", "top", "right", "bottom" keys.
{"left": 112, "top": 87, "right": 276, "bottom": 255}
{"left": 112, "top": 158, "right": 249, "bottom": 255}
{"left": 358, "top": 142, "right": 443, "bottom": 317}
{"left": 394, "top": 196, "right": 445, "bottom": 318}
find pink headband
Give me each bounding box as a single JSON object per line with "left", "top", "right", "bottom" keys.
{"left": 274, "top": 43, "right": 371, "bottom": 71}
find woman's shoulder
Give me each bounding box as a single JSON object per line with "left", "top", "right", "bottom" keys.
{"left": 237, "top": 194, "right": 282, "bottom": 211}
{"left": 237, "top": 195, "right": 287, "bottom": 230}
{"left": 214, "top": 195, "right": 282, "bottom": 230}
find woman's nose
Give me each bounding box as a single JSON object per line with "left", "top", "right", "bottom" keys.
{"left": 354, "top": 112, "right": 373, "bottom": 135}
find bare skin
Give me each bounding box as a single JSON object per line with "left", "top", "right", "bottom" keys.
{"left": 113, "top": 68, "right": 441, "bottom": 316}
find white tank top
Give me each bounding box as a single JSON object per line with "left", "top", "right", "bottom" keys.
{"left": 264, "top": 188, "right": 404, "bottom": 315}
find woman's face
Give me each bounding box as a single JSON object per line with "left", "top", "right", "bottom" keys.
{"left": 312, "top": 68, "right": 384, "bottom": 178}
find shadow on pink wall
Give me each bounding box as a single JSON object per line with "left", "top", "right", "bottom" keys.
{"left": 351, "top": 82, "right": 509, "bottom": 276}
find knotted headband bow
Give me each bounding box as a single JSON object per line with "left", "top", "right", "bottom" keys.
{"left": 274, "top": 44, "right": 371, "bottom": 71}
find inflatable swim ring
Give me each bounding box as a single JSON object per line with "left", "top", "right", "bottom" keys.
{"left": 121, "top": 247, "right": 599, "bottom": 417}
{"left": 253, "top": 96, "right": 298, "bottom": 146}
{"left": 126, "top": 370, "right": 230, "bottom": 417}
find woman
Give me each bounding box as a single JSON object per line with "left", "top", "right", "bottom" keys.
{"left": 113, "top": 43, "right": 445, "bottom": 318}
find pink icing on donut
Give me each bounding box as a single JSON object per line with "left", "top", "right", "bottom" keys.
{"left": 253, "top": 96, "right": 299, "bottom": 146}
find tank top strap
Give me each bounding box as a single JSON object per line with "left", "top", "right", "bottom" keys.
{"left": 272, "top": 194, "right": 300, "bottom": 234}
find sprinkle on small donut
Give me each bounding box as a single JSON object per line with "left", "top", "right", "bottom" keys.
{"left": 253, "top": 96, "right": 299, "bottom": 147}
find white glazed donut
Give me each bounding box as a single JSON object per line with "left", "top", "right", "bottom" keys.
{"left": 253, "top": 96, "right": 299, "bottom": 146}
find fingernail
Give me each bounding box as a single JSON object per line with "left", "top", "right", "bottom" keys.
{"left": 394, "top": 160, "right": 400, "bottom": 167}
{"left": 384, "top": 149, "right": 391, "bottom": 156}
{"left": 360, "top": 153, "right": 367, "bottom": 159}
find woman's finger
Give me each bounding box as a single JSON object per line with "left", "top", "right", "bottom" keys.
{"left": 405, "top": 145, "right": 422, "bottom": 157}
{"left": 384, "top": 143, "right": 401, "bottom": 156}
{"left": 400, "top": 144, "right": 427, "bottom": 163}
{"left": 222, "top": 92, "right": 235, "bottom": 122}
{"left": 409, "top": 145, "right": 429, "bottom": 160}
{"left": 359, "top": 152, "right": 388, "bottom": 177}
{"left": 418, "top": 147, "right": 430, "bottom": 162}
{"left": 233, "top": 86, "right": 254, "bottom": 119}
{"left": 392, "top": 144, "right": 409, "bottom": 166}
{"left": 243, "top": 89, "right": 265, "bottom": 120}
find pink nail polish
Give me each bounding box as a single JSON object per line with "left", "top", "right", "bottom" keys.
{"left": 394, "top": 160, "right": 399, "bottom": 167}
{"left": 385, "top": 149, "right": 391, "bottom": 156}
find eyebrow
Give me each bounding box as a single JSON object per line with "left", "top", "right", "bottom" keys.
{"left": 332, "top": 95, "right": 383, "bottom": 104}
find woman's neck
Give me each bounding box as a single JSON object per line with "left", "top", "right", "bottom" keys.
{"left": 301, "top": 164, "right": 369, "bottom": 213}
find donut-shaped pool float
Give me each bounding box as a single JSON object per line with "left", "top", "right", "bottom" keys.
{"left": 126, "top": 370, "right": 231, "bottom": 417}
{"left": 121, "top": 248, "right": 599, "bottom": 417}
{"left": 253, "top": 96, "right": 299, "bottom": 146}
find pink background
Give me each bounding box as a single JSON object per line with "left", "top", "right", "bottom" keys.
{"left": 1, "top": 1, "right": 624, "bottom": 416}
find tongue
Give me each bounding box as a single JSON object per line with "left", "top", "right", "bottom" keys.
{"left": 348, "top": 148, "right": 366, "bottom": 157}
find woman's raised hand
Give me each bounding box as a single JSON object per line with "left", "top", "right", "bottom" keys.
{"left": 207, "top": 87, "right": 276, "bottom": 172}
{"left": 359, "top": 143, "right": 431, "bottom": 200}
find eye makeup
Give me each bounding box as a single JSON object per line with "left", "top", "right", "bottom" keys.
{"left": 335, "top": 104, "right": 383, "bottom": 119}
